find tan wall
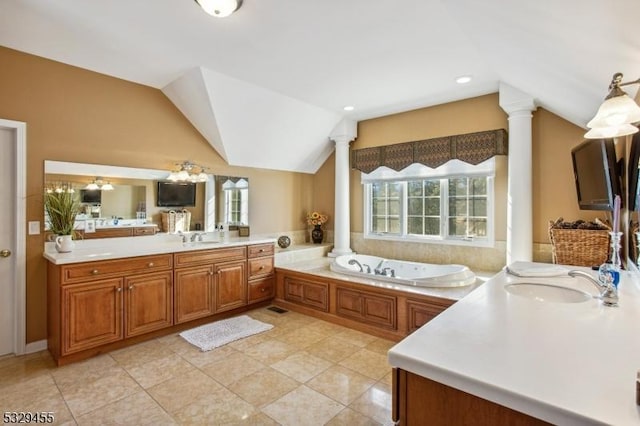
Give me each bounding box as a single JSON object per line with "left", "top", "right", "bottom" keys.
{"left": 0, "top": 46, "right": 313, "bottom": 343}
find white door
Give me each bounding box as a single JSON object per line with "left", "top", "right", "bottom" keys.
{"left": 0, "top": 127, "right": 16, "bottom": 355}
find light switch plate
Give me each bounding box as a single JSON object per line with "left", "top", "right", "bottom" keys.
{"left": 28, "top": 221, "right": 40, "bottom": 235}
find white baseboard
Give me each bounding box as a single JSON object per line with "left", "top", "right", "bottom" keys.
{"left": 25, "top": 339, "right": 47, "bottom": 354}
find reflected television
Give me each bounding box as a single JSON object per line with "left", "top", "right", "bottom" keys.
{"left": 156, "top": 181, "right": 196, "bottom": 207}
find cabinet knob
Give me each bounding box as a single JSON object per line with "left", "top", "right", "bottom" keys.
{"left": 259, "top": 249, "right": 264, "bottom": 252}
{"left": 208, "top": 271, "right": 214, "bottom": 276}
{"left": 92, "top": 269, "right": 99, "bottom": 275}
{"left": 148, "top": 262, "right": 154, "bottom": 267}
{"left": 128, "top": 285, "right": 134, "bottom": 291}
{"left": 116, "top": 287, "right": 122, "bottom": 292}
{"left": 261, "top": 287, "right": 266, "bottom": 292}
{"left": 259, "top": 266, "right": 265, "bottom": 270}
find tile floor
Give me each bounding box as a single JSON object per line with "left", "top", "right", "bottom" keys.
{"left": 0, "top": 308, "right": 396, "bottom": 425}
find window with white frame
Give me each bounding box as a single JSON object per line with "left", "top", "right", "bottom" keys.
{"left": 363, "top": 159, "right": 495, "bottom": 246}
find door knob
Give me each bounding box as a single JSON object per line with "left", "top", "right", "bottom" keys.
{"left": 0, "top": 249, "right": 11, "bottom": 258}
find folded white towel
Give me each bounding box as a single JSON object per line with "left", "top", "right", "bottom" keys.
{"left": 506, "top": 261, "right": 570, "bottom": 278}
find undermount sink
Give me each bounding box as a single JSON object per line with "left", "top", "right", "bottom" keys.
{"left": 504, "top": 282, "right": 593, "bottom": 303}
{"left": 183, "top": 240, "right": 221, "bottom": 247}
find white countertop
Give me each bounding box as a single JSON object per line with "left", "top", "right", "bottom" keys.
{"left": 388, "top": 263, "right": 640, "bottom": 425}
{"left": 44, "top": 233, "right": 276, "bottom": 265}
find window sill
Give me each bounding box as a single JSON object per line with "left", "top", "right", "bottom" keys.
{"left": 364, "top": 233, "right": 495, "bottom": 248}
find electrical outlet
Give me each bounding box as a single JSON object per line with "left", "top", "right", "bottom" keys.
{"left": 28, "top": 221, "right": 40, "bottom": 235}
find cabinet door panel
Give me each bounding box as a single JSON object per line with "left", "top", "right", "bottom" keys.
{"left": 174, "top": 266, "right": 214, "bottom": 323}
{"left": 248, "top": 257, "right": 274, "bottom": 279}
{"left": 125, "top": 271, "right": 173, "bottom": 337}
{"left": 62, "top": 278, "right": 123, "bottom": 354}
{"left": 283, "top": 277, "right": 329, "bottom": 312}
{"left": 407, "top": 299, "right": 453, "bottom": 333}
{"left": 336, "top": 288, "right": 363, "bottom": 319}
{"left": 215, "top": 261, "right": 247, "bottom": 313}
{"left": 363, "top": 294, "right": 396, "bottom": 329}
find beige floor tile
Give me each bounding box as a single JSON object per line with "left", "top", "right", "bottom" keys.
{"left": 51, "top": 354, "right": 117, "bottom": 389}
{"left": 275, "top": 328, "right": 328, "bottom": 349}
{"left": 178, "top": 342, "right": 239, "bottom": 369}
{"left": 302, "top": 320, "right": 347, "bottom": 336}
{"left": 242, "top": 339, "right": 298, "bottom": 365}
{"left": 75, "top": 390, "right": 176, "bottom": 426}
{"left": 125, "top": 352, "right": 196, "bottom": 389}
{"left": 339, "top": 348, "right": 391, "bottom": 380}
{"left": 60, "top": 366, "right": 142, "bottom": 417}
{"left": 325, "top": 407, "right": 382, "bottom": 426}
{"left": 306, "top": 365, "right": 376, "bottom": 405}
{"left": 109, "top": 339, "right": 176, "bottom": 368}
{"left": 228, "top": 367, "right": 299, "bottom": 407}
{"left": 173, "top": 387, "right": 256, "bottom": 425}
{"left": 147, "top": 369, "right": 224, "bottom": 414}
{"left": 262, "top": 385, "right": 344, "bottom": 426}
{"left": 380, "top": 371, "right": 393, "bottom": 388}
{"left": 271, "top": 351, "right": 333, "bottom": 383}
{"left": 0, "top": 373, "right": 60, "bottom": 408}
{"left": 224, "top": 412, "right": 280, "bottom": 425}
{"left": 349, "top": 382, "right": 393, "bottom": 425}
{"left": 306, "top": 337, "right": 362, "bottom": 363}
{"left": 365, "top": 338, "right": 396, "bottom": 355}
{"left": 334, "top": 328, "right": 378, "bottom": 347}
{"left": 0, "top": 351, "right": 56, "bottom": 386}
{"left": 200, "top": 351, "right": 266, "bottom": 386}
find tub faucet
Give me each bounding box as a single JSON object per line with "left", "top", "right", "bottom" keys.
{"left": 348, "top": 259, "right": 372, "bottom": 273}
{"left": 348, "top": 259, "right": 364, "bottom": 272}
{"left": 382, "top": 267, "right": 395, "bottom": 277}
{"left": 568, "top": 270, "right": 619, "bottom": 307}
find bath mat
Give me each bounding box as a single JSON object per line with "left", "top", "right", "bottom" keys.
{"left": 179, "top": 315, "right": 273, "bottom": 352}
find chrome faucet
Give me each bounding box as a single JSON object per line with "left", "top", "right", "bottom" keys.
{"left": 382, "top": 267, "right": 395, "bottom": 277}
{"left": 348, "top": 259, "right": 371, "bottom": 273}
{"left": 177, "top": 231, "right": 188, "bottom": 243}
{"left": 190, "top": 232, "right": 204, "bottom": 242}
{"left": 568, "top": 270, "right": 619, "bottom": 307}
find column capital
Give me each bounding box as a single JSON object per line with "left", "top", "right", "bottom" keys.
{"left": 330, "top": 118, "right": 357, "bottom": 144}
{"left": 499, "top": 82, "right": 537, "bottom": 116}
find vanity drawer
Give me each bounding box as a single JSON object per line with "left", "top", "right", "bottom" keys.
{"left": 248, "top": 243, "right": 274, "bottom": 258}
{"left": 61, "top": 254, "right": 173, "bottom": 284}
{"left": 248, "top": 276, "right": 275, "bottom": 303}
{"left": 133, "top": 226, "right": 157, "bottom": 236}
{"left": 174, "top": 246, "right": 247, "bottom": 268}
{"left": 248, "top": 257, "right": 274, "bottom": 278}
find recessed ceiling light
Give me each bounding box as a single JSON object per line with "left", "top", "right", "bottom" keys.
{"left": 343, "top": 105, "right": 355, "bottom": 111}
{"left": 455, "top": 75, "right": 472, "bottom": 84}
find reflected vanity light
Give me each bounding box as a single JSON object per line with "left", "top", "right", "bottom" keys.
{"left": 85, "top": 177, "right": 114, "bottom": 191}
{"left": 167, "top": 161, "right": 209, "bottom": 183}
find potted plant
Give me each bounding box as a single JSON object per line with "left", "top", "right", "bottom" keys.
{"left": 44, "top": 188, "right": 80, "bottom": 252}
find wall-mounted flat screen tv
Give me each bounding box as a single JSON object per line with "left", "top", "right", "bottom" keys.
{"left": 571, "top": 138, "right": 621, "bottom": 211}
{"left": 627, "top": 132, "right": 640, "bottom": 212}
{"left": 80, "top": 189, "right": 102, "bottom": 204}
{"left": 156, "top": 181, "right": 196, "bottom": 207}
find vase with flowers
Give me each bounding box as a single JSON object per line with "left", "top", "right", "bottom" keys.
{"left": 306, "top": 211, "right": 329, "bottom": 244}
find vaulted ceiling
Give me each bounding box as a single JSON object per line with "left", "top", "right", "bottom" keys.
{"left": 1, "top": 0, "right": 639, "bottom": 172}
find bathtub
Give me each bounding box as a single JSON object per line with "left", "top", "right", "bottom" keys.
{"left": 330, "top": 254, "right": 476, "bottom": 288}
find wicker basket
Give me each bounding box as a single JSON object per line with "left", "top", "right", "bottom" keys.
{"left": 548, "top": 220, "right": 611, "bottom": 267}
{"left": 161, "top": 209, "right": 191, "bottom": 233}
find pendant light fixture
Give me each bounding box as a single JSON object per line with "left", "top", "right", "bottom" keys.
{"left": 194, "top": 0, "right": 242, "bottom": 18}
{"left": 585, "top": 72, "right": 640, "bottom": 139}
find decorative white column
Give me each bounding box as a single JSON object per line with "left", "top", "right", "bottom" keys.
{"left": 499, "top": 83, "right": 537, "bottom": 264}
{"left": 329, "top": 119, "right": 357, "bottom": 257}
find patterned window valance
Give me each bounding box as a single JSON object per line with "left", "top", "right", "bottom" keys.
{"left": 351, "top": 129, "right": 508, "bottom": 173}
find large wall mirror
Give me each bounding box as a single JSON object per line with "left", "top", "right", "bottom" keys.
{"left": 44, "top": 161, "right": 249, "bottom": 234}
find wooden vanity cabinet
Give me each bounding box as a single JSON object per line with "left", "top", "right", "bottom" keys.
{"left": 173, "top": 246, "right": 247, "bottom": 322}
{"left": 48, "top": 242, "right": 276, "bottom": 365}
{"left": 48, "top": 253, "right": 174, "bottom": 361}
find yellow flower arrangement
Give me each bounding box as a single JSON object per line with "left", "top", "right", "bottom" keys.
{"left": 306, "top": 211, "right": 329, "bottom": 226}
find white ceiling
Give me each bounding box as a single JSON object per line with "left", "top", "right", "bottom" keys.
{"left": 1, "top": 0, "right": 639, "bottom": 172}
